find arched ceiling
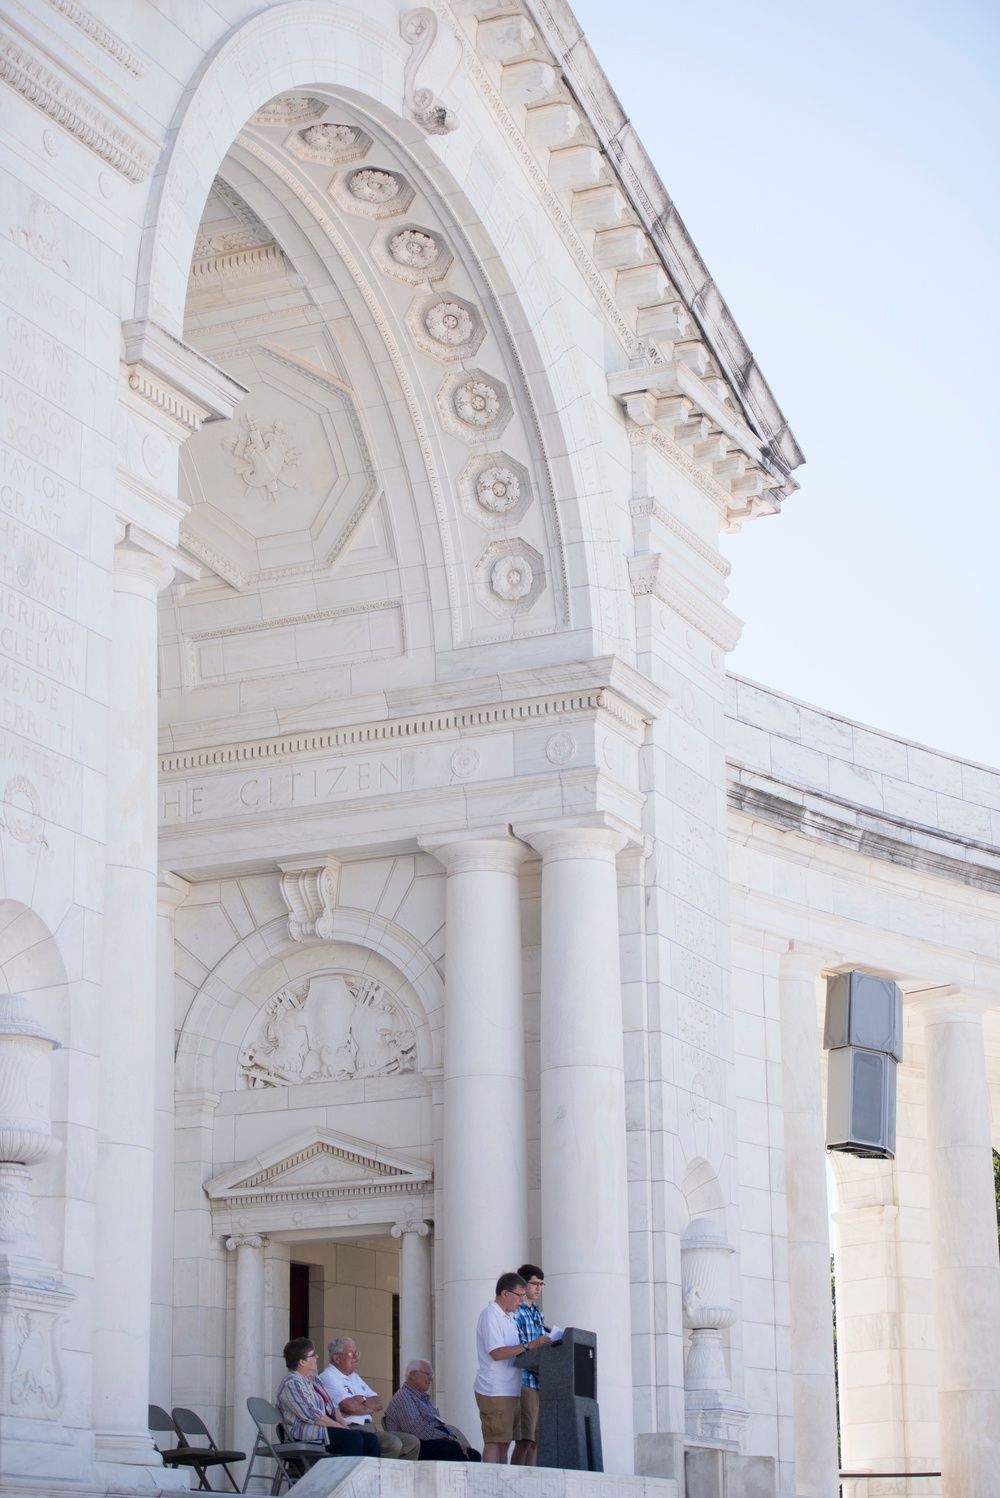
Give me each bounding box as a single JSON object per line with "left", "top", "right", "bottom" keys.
{"left": 161, "top": 90, "right": 570, "bottom": 729}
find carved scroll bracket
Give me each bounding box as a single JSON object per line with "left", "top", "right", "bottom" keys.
{"left": 401, "top": 9, "right": 459, "bottom": 135}
{"left": 278, "top": 856, "right": 341, "bottom": 943}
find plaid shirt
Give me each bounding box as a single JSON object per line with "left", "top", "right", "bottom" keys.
{"left": 383, "top": 1382, "right": 454, "bottom": 1442}
{"left": 514, "top": 1298, "right": 546, "bottom": 1389}
{"left": 275, "top": 1371, "right": 338, "bottom": 1444}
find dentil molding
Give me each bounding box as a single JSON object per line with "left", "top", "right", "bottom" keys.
{"left": 0, "top": 22, "right": 155, "bottom": 181}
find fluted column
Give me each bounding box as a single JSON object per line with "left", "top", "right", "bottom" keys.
{"left": 392, "top": 1221, "right": 433, "bottom": 1374}
{"left": 228, "top": 1233, "right": 269, "bottom": 1480}
{"left": 912, "top": 987, "right": 1000, "bottom": 1497}
{"left": 528, "top": 823, "right": 633, "bottom": 1474}
{"left": 92, "top": 540, "right": 177, "bottom": 1471}
{"left": 421, "top": 834, "right": 529, "bottom": 1446}
{"left": 778, "top": 946, "right": 839, "bottom": 1498}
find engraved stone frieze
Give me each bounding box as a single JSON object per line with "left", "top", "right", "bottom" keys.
{"left": 239, "top": 973, "right": 417, "bottom": 1088}
{"left": 371, "top": 225, "right": 453, "bottom": 286}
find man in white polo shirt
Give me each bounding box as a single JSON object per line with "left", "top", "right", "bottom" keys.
{"left": 319, "top": 1337, "right": 419, "bottom": 1459}
{"left": 474, "top": 1272, "right": 551, "bottom": 1463}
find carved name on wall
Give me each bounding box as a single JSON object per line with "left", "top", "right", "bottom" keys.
{"left": 160, "top": 750, "right": 401, "bottom": 825}
{"left": 239, "top": 972, "right": 416, "bottom": 1088}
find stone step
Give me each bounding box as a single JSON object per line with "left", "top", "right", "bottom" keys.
{"left": 290, "top": 1456, "right": 680, "bottom": 1498}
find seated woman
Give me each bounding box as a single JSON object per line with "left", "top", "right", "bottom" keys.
{"left": 276, "top": 1337, "right": 380, "bottom": 1458}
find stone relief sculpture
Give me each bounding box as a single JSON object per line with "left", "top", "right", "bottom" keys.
{"left": 224, "top": 414, "right": 300, "bottom": 501}
{"left": 239, "top": 973, "right": 417, "bottom": 1088}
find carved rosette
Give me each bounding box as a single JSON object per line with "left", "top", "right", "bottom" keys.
{"left": 458, "top": 453, "right": 532, "bottom": 531}
{"left": 250, "top": 95, "right": 326, "bottom": 124}
{"left": 335, "top": 167, "right": 415, "bottom": 219}
{"left": 435, "top": 369, "right": 512, "bottom": 442}
{"left": 286, "top": 122, "right": 372, "bottom": 164}
{"left": 372, "top": 226, "right": 453, "bottom": 287}
{"left": 473, "top": 538, "right": 545, "bottom": 616}
{"left": 406, "top": 293, "right": 484, "bottom": 362}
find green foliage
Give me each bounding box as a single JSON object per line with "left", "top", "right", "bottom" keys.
{"left": 995, "top": 1150, "right": 1000, "bottom": 1250}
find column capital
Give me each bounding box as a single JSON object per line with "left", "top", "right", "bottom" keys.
{"left": 515, "top": 820, "right": 629, "bottom": 863}
{"left": 226, "top": 1233, "right": 269, "bottom": 1252}
{"left": 156, "top": 871, "right": 190, "bottom": 920}
{"left": 907, "top": 984, "right": 990, "bottom": 1025}
{"left": 418, "top": 830, "right": 529, "bottom": 876}
{"left": 779, "top": 942, "right": 835, "bottom": 982}
{"left": 113, "top": 524, "right": 195, "bottom": 596}
{"left": 391, "top": 1220, "right": 430, "bottom": 1238}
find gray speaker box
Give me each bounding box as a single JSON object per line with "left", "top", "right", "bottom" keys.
{"left": 824, "top": 972, "right": 902, "bottom": 1160}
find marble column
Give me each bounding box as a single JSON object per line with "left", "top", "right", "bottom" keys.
{"left": 392, "top": 1221, "right": 433, "bottom": 1375}
{"left": 92, "top": 540, "right": 178, "bottom": 1474}
{"left": 150, "top": 874, "right": 188, "bottom": 1408}
{"left": 779, "top": 946, "right": 839, "bottom": 1498}
{"left": 422, "top": 835, "right": 529, "bottom": 1446}
{"left": 912, "top": 987, "right": 1000, "bottom": 1497}
{"left": 529, "top": 823, "right": 634, "bottom": 1474}
{"left": 228, "top": 1233, "right": 269, "bottom": 1480}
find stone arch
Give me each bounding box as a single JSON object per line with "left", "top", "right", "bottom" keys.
{"left": 133, "top": 0, "right": 631, "bottom": 654}
{"left": 176, "top": 908, "right": 442, "bottom": 1095}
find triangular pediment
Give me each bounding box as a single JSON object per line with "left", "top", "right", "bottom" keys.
{"left": 205, "top": 1126, "right": 431, "bottom": 1205}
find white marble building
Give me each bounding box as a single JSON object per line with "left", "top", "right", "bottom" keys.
{"left": 0, "top": 3, "right": 998, "bottom": 1497}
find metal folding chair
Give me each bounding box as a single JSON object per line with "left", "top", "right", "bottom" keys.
{"left": 149, "top": 1405, "right": 219, "bottom": 1484}
{"left": 241, "top": 1397, "right": 327, "bottom": 1494}
{"left": 171, "top": 1406, "right": 246, "bottom": 1491}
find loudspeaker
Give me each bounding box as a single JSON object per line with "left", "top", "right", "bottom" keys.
{"left": 825, "top": 1045, "right": 897, "bottom": 1159}
{"left": 824, "top": 971, "right": 902, "bottom": 1160}
{"left": 824, "top": 972, "right": 902, "bottom": 1061}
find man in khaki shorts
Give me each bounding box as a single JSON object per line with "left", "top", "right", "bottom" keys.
{"left": 474, "top": 1272, "right": 550, "bottom": 1463}
{"left": 512, "top": 1262, "right": 546, "bottom": 1464}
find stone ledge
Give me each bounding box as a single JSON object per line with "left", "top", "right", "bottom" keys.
{"left": 292, "top": 1456, "right": 679, "bottom": 1498}
{"left": 727, "top": 765, "right": 1000, "bottom": 893}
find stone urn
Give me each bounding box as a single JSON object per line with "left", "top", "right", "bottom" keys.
{"left": 0, "top": 994, "right": 61, "bottom": 1257}
{"left": 681, "top": 1216, "right": 748, "bottom": 1449}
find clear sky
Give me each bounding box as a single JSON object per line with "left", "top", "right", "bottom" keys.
{"left": 569, "top": 0, "right": 1000, "bottom": 767}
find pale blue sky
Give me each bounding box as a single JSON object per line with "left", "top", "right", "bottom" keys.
{"left": 570, "top": 0, "right": 999, "bottom": 766}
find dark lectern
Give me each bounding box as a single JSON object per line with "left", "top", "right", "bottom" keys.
{"left": 514, "top": 1327, "right": 602, "bottom": 1471}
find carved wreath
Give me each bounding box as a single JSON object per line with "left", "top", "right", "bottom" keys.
{"left": 238, "top": 973, "right": 417, "bottom": 1089}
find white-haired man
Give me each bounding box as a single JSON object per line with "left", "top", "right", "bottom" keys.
{"left": 318, "top": 1338, "right": 419, "bottom": 1459}
{"left": 384, "top": 1361, "right": 481, "bottom": 1461}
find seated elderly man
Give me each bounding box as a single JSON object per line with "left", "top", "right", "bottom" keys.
{"left": 384, "top": 1361, "right": 482, "bottom": 1462}
{"left": 319, "top": 1338, "right": 419, "bottom": 1460}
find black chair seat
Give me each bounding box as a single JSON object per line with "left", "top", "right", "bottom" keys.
{"left": 167, "top": 1448, "right": 248, "bottom": 1466}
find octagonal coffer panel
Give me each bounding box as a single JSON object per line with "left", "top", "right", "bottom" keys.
{"left": 178, "top": 345, "right": 377, "bottom": 591}
{"left": 435, "top": 369, "right": 513, "bottom": 442}
{"left": 458, "top": 453, "right": 532, "bottom": 530}
{"left": 406, "top": 292, "right": 485, "bottom": 362}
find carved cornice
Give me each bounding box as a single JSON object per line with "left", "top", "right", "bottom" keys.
{"left": 629, "top": 497, "right": 731, "bottom": 576}
{"left": 728, "top": 765, "right": 1000, "bottom": 895}
{"left": 45, "top": 0, "right": 146, "bottom": 76}
{"left": 121, "top": 319, "right": 247, "bottom": 436}
{"left": 0, "top": 25, "right": 155, "bottom": 181}
{"left": 159, "top": 685, "right": 648, "bottom": 775}
{"left": 628, "top": 554, "right": 742, "bottom": 653}
{"left": 189, "top": 243, "right": 285, "bottom": 288}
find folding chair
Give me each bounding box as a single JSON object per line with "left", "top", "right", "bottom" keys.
{"left": 149, "top": 1405, "right": 219, "bottom": 1483}
{"left": 242, "top": 1398, "right": 326, "bottom": 1494}
{"left": 171, "top": 1406, "right": 246, "bottom": 1491}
